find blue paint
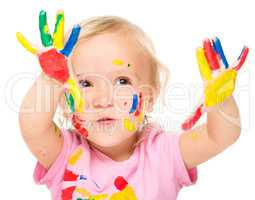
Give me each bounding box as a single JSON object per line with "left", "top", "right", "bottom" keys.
{"left": 60, "top": 25, "right": 81, "bottom": 57}
{"left": 212, "top": 37, "right": 229, "bottom": 68}
{"left": 238, "top": 46, "right": 246, "bottom": 60}
{"left": 79, "top": 175, "right": 87, "bottom": 180}
{"left": 129, "top": 94, "right": 138, "bottom": 113}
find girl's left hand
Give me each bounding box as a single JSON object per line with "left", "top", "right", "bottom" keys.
{"left": 182, "top": 37, "right": 249, "bottom": 130}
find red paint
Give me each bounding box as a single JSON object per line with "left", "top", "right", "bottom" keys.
{"left": 114, "top": 176, "right": 128, "bottom": 191}
{"left": 38, "top": 49, "right": 69, "bottom": 83}
{"left": 182, "top": 104, "right": 203, "bottom": 130}
{"left": 203, "top": 39, "right": 220, "bottom": 70}
{"left": 72, "top": 115, "right": 88, "bottom": 138}
{"left": 134, "top": 92, "right": 143, "bottom": 116}
{"left": 63, "top": 169, "right": 78, "bottom": 181}
{"left": 61, "top": 186, "right": 76, "bottom": 200}
{"left": 233, "top": 47, "right": 249, "bottom": 71}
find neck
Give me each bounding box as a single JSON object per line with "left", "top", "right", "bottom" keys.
{"left": 89, "top": 133, "right": 139, "bottom": 162}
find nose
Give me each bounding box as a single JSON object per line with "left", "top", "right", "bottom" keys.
{"left": 92, "top": 83, "right": 113, "bottom": 109}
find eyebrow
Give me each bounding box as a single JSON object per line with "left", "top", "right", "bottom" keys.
{"left": 76, "top": 69, "right": 141, "bottom": 81}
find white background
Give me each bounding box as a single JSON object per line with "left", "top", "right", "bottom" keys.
{"left": 1, "top": 0, "right": 255, "bottom": 199}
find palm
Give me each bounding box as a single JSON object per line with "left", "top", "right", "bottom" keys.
{"left": 16, "top": 10, "right": 84, "bottom": 113}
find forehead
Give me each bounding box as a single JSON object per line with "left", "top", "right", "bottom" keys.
{"left": 71, "top": 32, "right": 151, "bottom": 81}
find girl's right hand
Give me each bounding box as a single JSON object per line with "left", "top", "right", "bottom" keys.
{"left": 16, "top": 10, "right": 84, "bottom": 113}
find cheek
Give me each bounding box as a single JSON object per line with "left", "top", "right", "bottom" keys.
{"left": 114, "top": 86, "right": 135, "bottom": 113}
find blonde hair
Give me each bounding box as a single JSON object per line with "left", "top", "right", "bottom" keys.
{"left": 59, "top": 16, "right": 170, "bottom": 131}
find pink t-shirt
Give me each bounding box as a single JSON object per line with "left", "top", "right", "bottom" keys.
{"left": 33, "top": 122, "right": 197, "bottom": 200}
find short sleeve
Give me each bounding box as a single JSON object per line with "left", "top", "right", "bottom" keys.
{"left": 162, "top": 132, "right": 198, "bottom": 187}
{"left": 33, "top": 128, "right": 80, "bottom": 188}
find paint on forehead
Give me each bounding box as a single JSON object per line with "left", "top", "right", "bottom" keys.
{"left": 112, "top": 59, "right": 124, "bottom": 66}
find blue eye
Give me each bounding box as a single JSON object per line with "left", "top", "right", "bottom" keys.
{"left": 79, "top": 80, "right": 92, "bottom": 88}
{"left": 116, "top": 77, "right": 132, "bottom": 85}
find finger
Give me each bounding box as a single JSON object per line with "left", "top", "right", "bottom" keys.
{"left": 203, "top": 38, "right": 220, "bottom": 70}
{"left": 16, "top": 32, "right": 38, "bottom": 55}
{"left": 60, "top": 25, "right": 81, "bottom": 57}
{"left": 233, "top": 46, "right": 249, "bottom": 71}
{"left": 66, "top": 78, "right": 85, "bottom": 113}
{"left": 39, "top": 10, "right": 53, "bottom": 47}
{"left": 212, "top": 37, "right": 229, "bottom": 68}
{"left": 64, "top": 92, "right": 75, "bottom": 113}
{"left": 196, "top": 47, "right": 212, "bottom": 81}
{"left": 53, "top": 10, "right": 64, "bottom": 50}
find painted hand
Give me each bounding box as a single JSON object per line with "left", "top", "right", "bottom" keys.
{"left": 182, "top": 37, "right": 249, "bottom": 130}
{"left": 16, "top": 10, "right": 84, "bottom": 113}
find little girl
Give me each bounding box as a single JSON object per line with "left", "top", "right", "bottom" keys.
{"left": 18, "top": 10, "right": 248, "bottom": 200}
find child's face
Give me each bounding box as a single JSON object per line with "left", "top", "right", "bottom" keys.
{"left": 71, "top": 32, "right": 155, "bottom": 147}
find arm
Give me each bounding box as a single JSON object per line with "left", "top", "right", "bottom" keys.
{"left": 180, "top": 95, "right": 240, "bottom": 169}
{"left": 179, "top": 37, "right": 248, "bottom": 169}
{"left": 19, "top": 73, "right": 64, "bottom": 169}
{"left": 17, "top": 10, "right": 83, "bottom": 169}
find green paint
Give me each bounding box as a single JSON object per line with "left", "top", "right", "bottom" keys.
{"left": 64, "top": 92, "right": 75, "bottom": 113}
{"left": 39, "top": 10, "right": 52, "bottom": 47}
{"left": 54, "top": 12, "right": 64, "bottom": 34}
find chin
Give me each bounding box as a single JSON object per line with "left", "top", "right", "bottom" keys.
{"left": 87, "top": 130, "right": 135, "bottom": 147}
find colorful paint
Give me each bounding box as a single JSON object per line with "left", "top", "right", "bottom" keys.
{"left": 129, "top": 94, "right": 138, "bottom": 113}
{"left": 72, "top": 115, "right": 88, "bottom": 138}
{"left": 68, "top": 146, "right": 84, "bottom": 166}
{"left": 182, "top": 37, "right": 249, "bottom": 131}
{"left": 60, "top": 25, "right": 81, "bottom": 57}
{"left": 16, "top": 32, "right": 38, "bottom": 54}
{"left": 53, "top": 11, "right": 64, "bottom": 50}
{"left": 196, "top": 47, "right": 212, "bottom": 81}
{"left": 212, "top": 37, "right": 229, "bottom": 68}
{"left": 124, "top": 92, "right": 144, "bottom": 132}
{"left": 39, "top": 10, "right": 53, "bottom": 47}
{"left": 203, "top": 38, "right": 220, "bottom": 70}
{"left": 17, "top": 10, "right": 84, "bottom": 114}
{"left": 112, "top": 59, "right": 124, "bottom": 66}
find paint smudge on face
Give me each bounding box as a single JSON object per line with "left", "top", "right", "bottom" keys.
{"left": 129, "top": 94, "right": 138, "bottom": 113}
{"left": 124, "top": 118, "right": 136, "bottom": 132}
{"left": 112, "top": 59, "right": 124, "bottom": 66}
{"left": 124, "top": 92, "right": 144, "bottom": 132}
{"left": 72, "top": 115, "right": 88, "bottom": 138}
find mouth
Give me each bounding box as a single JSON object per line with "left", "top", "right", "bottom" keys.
{"left": 96, "top": 117, "right": 118, "bottom": 126}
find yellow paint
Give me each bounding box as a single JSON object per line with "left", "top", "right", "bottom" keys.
{"left": 191, "top": 132, "right": 199, "bottom": 141}
{"left": 67, "top": 78, "right": 85, "bottom": 113}
{"left": 196, "top": 47, "right": 212, "bottom": 81}
{"left": 68, "top": 147, "right": 83, "bottom": 165}
{"left": 75, "top": 187, "right": 108, "bottom": 199}
{"left": 75, "top": 187, "right": 92, "bottom": 198}
{"left": 16, "top": 32, "right": 38, "bottom": 55}
{"left": 110, "top": 186, "right": 138, "bottom": 200}
{"left": 204, "top": 69, "right": 236, "bottom": 107}
{"left": 53, "top": 11, "right": 64, "bottom": 50}
{"left": 136, "top": 102, "right": 144, "bottom": 125}
{"left": 124, "top": 118, "right": 136, "bottom": 132}
{"left": 112, "top": 59, "right": 124, "bottom": 66}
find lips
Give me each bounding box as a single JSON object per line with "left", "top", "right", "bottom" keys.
{"left": 97, "top": 117, "right": 115, "bottom": 122}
